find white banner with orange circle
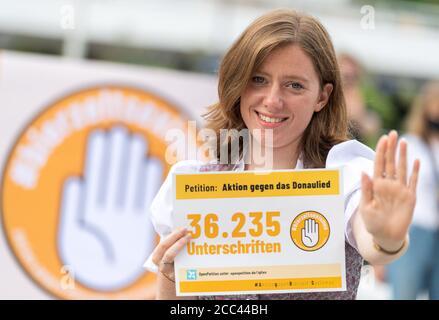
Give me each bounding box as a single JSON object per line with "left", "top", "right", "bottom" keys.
{"left": 0, "top": 50, "right": 217, "bottom": 299}
{"left": 173, "top": 168, "right": 346, "bottom": 296}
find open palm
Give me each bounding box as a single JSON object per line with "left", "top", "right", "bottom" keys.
{"left": 359, "top": 131, "right": 420, "bottom": 246}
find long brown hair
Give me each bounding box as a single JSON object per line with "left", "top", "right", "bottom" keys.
{"left": 406, "top": 81, "right": 439, "bottom": 143}
{"left": 203, "top": 9, "right": 350, "bottom": 168}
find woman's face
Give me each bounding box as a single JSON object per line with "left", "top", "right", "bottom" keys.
{"left": 426, "top": 94, "right": 439, "bottom": 121}
{"left": 240, "top": 44, "right": 332, "bottom": 151}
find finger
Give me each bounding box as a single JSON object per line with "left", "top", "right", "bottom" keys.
{"left": 312, "top": 219, "right": 316, "bottom": 233}
{"left": 107, "top": 126, "right": 129, "bottom": 207}
{"left": 302, "top": 228, "right": 305, "bottom": 240}
{"left": 361, "top": 172, "right": 373, "bottom": 204}
{"left": 161, "top": 233, "right": 192, "bottom": 264}
{"left": 374, "top": 135, "right": 388, "bottom": 179}
{"left": 305, "top": 219, "right": 309, "bottom": 234}
{"left": 385, "top": 130, "right": 398, "bottom": 178}
{"left": 398, "top": 139, "right": 407, "bottom": 185}
{"left": 151, "top": 227, "right": 188, "bottom": 265}
{"left": 84, "top": 130, "right": 105, "bottom": 208}
{"left": 409, "top": 159, "right": 421, "bottom": 193}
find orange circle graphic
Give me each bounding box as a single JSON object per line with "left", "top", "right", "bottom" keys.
{"left": 290, "top": 211, "right": 330, "bottom": 252}
{"left": 1, "top": 85, "right": 189, "bottom": 299}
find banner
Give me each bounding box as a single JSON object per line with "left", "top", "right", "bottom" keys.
{"left": 173, "top": 169, "right": 347, "bottom": 296}
{"left": 0, "top": 50, "right": 217, "bottom": 299}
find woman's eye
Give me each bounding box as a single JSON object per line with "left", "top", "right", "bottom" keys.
{"left": 289, "top": 82, "right": 304, "bottom": 90}
{"left": 252, "top": 76, "right": 266, "bottom": 84}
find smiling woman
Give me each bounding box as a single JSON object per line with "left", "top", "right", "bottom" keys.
{"left": 203, "top": 10, "right": 348, "bottom": 170}
{"left": 145, "top": 8, "right": 420, "bottom": 300}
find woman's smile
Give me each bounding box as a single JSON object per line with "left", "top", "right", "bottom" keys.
{"left": 254, "top": 110, "right": 289, "bottom": 129}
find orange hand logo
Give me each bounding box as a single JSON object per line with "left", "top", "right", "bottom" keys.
{"left": 290, "top": 211, "right": 330, "bottom": 252}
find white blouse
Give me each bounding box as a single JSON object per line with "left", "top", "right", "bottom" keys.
{"left": 143, "top": 139, "right": 375, "bottom": 272}
{"left": 402, "top": 134, "right": 439, "bottom": 230}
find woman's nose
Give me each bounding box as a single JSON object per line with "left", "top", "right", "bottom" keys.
{"left": 263, "top": 85, "right": 283, "bottom": 111}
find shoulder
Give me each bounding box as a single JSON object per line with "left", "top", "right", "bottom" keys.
{"left": 402, "top": 133, "right": 423, "bottom": 144}
{"left": 168, "top": 159, "right": 206, "bottom": 174}
{"left": 169, "top": 159, "right": 234, "bottom": 174}
{"left": 326, "top": 140, "right": 375, "bottom": 194}
{"left": 401, "top": 133, "right": 429, "bottom": 154}
{"left": 326, "top": 139, "right": 375, "bottom": 166}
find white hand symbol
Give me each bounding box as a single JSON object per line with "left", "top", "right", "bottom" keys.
{"left": 58, "top": 127, "right": 163, "bottom": 291}
{"left": 301, "top": 218, "right": 319, "bottom": 248}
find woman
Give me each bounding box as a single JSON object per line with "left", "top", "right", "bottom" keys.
{"left": 144, "top": 9, "right": 420, "bottom": 300}
{"left": 385, "top": 81, "right": 439, "bottom": 299}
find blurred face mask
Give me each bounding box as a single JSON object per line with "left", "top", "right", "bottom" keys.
{"left": 427, "top": 118, "right": 439, "bottom": 132}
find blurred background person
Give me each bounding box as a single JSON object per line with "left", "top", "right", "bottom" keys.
{"left": 338, "top": 53, "right": 383, "bottom": 147}
{"left": 384, "top": 81, "right": 439, "bottom": 300}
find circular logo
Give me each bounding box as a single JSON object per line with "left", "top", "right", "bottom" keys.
{"left": 290, "top": 211, "right": 330, "bottom": 252}
{"left": 1, "top": 85, "right": 189, "bottom": 299}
